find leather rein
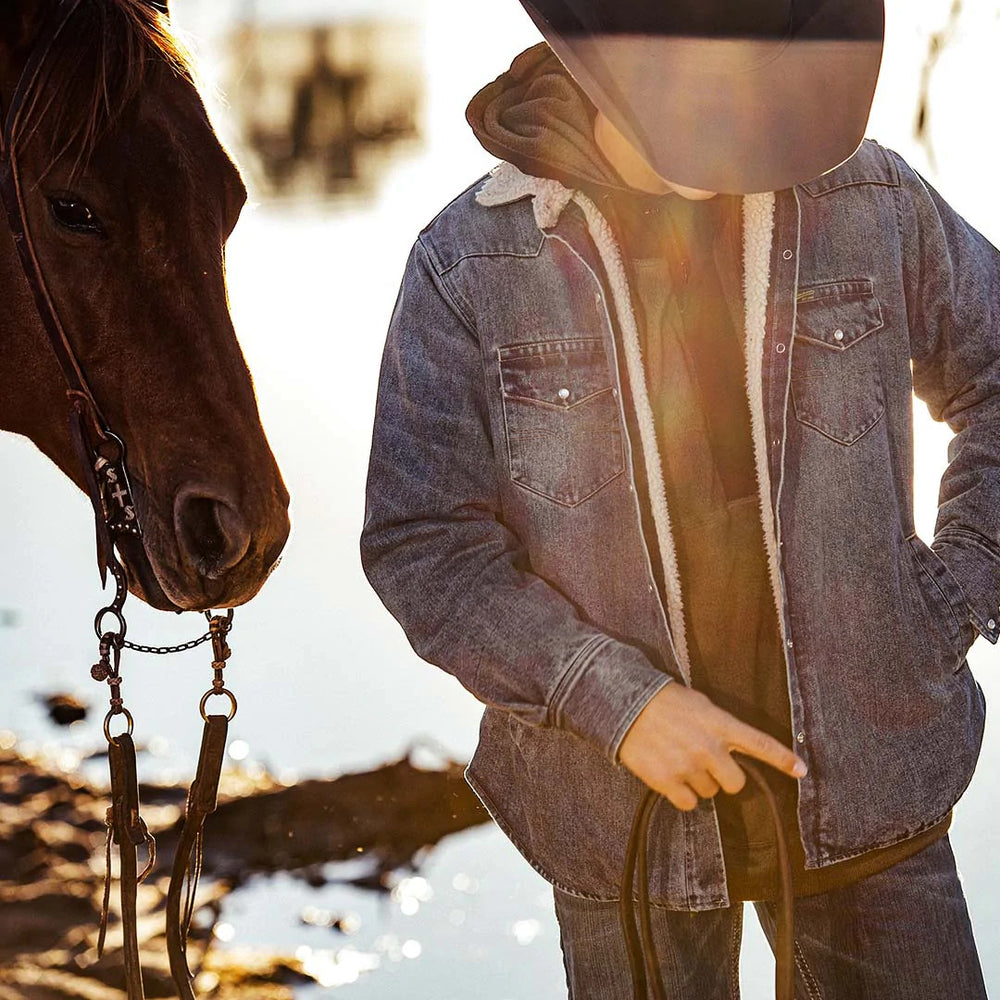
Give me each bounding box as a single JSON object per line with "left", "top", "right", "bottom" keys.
{"left": 621, "top": 757, "right": 795, "bottom": 1000}
{"left": 1, "top": 3, "right": 236, "bottom": 997}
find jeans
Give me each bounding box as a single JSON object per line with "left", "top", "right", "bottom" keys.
{"left": 553, "top": 835, "right": 986, "bottom": 1000}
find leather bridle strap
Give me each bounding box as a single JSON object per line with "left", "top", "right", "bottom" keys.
{"left": 101, "top": 733, "right": 155, "bottom": 1000}
{"left": 0, "top": 0, "right": 142, "bottom": 585}
{"left": 0, "top": 0, "right": 98, "bottom": 411}
{"left": 166, "top": 714, "right": 229, "bottom": 1000}
{"left": 3, "top": 10, "right": 228, "bottom": 1000}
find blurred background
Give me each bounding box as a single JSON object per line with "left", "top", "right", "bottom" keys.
{"left": 2, "top": 0, "right": 1000, "bottom": 996}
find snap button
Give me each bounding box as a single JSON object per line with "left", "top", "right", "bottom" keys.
{"left": 775, "top": 342, "right": 786, "bottom": 354}
{"left": 782, "top": 249, "right": 793, "bottom": 260}
{"left": 557, "top": 387, "right": 570, "bottom": 400}
{"left": 990, "top": 619, "right": 997, "bottom": 630}
{"left": 796, "top": 731, "right": 806, "bottom": 744}
{"left": 833, "top": 328, "right": 844, "bottom": 342}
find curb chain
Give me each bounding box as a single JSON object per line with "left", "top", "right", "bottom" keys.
{"left": 122, "top": 631, "right": 214, "bottom": 655}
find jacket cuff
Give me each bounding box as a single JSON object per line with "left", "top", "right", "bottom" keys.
{"left": 548, "top": 635, "right": 674, "bottom": 764}
{"left": 932, "top": 531, "right": 1000, "bottom": 643}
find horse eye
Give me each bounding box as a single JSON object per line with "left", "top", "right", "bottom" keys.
{"left": 48, "top": 196, "right": 103, "bottom": 235}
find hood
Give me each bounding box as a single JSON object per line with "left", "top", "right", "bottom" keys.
{"left": 466, "top": 42, "right": 627, "bottom": 194}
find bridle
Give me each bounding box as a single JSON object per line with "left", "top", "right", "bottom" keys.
{"left": 1, "top": 3, "right": 238, "bottom": 997}
{"left": 0, "top": 0, "right": 140, "bottom": 585}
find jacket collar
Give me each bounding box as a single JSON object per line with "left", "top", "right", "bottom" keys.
{"left": 476, "top": 162, "right": 576, "bottom": 229}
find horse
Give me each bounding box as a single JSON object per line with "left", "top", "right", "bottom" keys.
{"left": 0, "top": 0, "right": 290, "bottom": 614}
{"left": 1, "top": 2, "right": 291, "bottom": 995}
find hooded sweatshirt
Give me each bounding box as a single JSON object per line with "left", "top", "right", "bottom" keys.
{"left": 466, "top": 43, "right": 949, "bottom": 901}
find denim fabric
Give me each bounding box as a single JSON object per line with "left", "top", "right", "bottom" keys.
{"left": 361, "top": 141, "right": 997, "bottom": 909}
{"left": 553, "top": 835, "right": 986, "bottom": 1000}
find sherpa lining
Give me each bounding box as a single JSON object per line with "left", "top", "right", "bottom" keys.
{"left": 476, "top": 162, "right": 574, "bottom": 230}
{"left": 741, "top": 193, "right": 786, "bottom": 641}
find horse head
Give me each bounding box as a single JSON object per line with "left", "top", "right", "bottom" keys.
{"left": 0, "top": 0, "right": 290, "bottom": 612}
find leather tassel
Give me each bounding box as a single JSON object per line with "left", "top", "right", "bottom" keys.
{"left": 97, "top": 811, "right": 114, "bottom": 959}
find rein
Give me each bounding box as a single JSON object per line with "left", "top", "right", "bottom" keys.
{"left": 621, "top": 756, "right": 795, "bottom": 1000}
{"left": 1, "top": 3, "right": 236, "bottom": 996}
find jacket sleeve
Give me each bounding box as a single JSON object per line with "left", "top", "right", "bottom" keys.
{"left": 360, "top": 237, "right": 671, "bottom": 762}
{"left": 896, "top": 152, "right": 1000, "bottom": 643}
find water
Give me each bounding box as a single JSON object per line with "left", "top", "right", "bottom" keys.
{"left": 3, "top": 1, "right": 1000, "bottom": 996}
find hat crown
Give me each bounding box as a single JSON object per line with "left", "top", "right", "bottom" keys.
{"left": 525, "top": 0, "right": 882, "bottom": 40}
{"left": 516, "top": 0, "right": 885, "bottom": 192}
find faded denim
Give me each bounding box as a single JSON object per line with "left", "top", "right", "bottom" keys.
{"left": 554, "top": 835, "right": 986, "bottom": 999}
{"left": 361, "top": 141, "right": 996, "bottom": 909}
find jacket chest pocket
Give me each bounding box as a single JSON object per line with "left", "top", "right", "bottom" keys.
{"left": 790, "top": 279, "right": 885, "bottom": 445}
{"left": 497, "top": 338, "right": 625, "bottom": 507}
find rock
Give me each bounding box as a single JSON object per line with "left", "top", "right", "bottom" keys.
{"left": 166, "top": 754, "right": 490, "bottom": 884}
{"left": 40, "top": 694, "right": 88, "bottom": 727}
{"left": 0, "top": 742, "right": 491, "bottom": 996}
{"left": 0, "top": 887, "right": 97, "bottom": 953}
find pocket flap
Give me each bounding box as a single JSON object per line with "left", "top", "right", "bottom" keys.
{"left": 498, "top": 338, "right": 613, "bottom": 408}
{"left": 795, "top": 280, "right": 884, "bottom": 351}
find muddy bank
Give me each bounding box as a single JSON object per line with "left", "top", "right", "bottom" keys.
{"left": 0, "top": 744, "right": 489, "bottom": 998}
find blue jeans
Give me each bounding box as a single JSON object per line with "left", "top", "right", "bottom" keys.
{"left": 553, "top": 835, "right": 986, "bottom": 999}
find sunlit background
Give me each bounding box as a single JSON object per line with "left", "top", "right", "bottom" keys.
{"left": 3, "top": 1, "right": 1000, "bottom": 996}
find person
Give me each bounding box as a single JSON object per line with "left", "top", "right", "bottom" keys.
{"left": 361, "top": 1, "right": 998, "bottom": 995}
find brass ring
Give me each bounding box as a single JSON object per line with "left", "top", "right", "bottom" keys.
{"left": 200, "top": 687, "right": 237, "bottom": 722}
{"left": 104, "top": 708, "right": 134, "bottom": 742}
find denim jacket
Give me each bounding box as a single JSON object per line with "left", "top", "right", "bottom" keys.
{"left": 361, "top": 141, "right": 997, "bottom": 909}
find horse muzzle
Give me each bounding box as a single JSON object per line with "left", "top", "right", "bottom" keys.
{"left": 124, "top": 477, "right": 290, "bottom": 612}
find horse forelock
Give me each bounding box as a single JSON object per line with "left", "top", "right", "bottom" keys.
{"left": 17, "top": 0, "right": 195, "bottom": 179}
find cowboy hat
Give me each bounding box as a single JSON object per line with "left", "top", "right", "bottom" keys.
{"left": 517, "top": 0, "right": 885, "bottom": 193}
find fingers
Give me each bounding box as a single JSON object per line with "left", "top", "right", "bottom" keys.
{"left": 617, "top": 683, "right": 807, "bottom": 813}
{"left": 727, "top": 718, "right": 807, "bottom": 779}
{"left": 660, "top": 781, "right": 699, "bottom": 812}
{"left": 664, "top": 771, "right": 720, "bottom": 811}
{"left": 687, "top": 772, "right": 720, "bottom": 799}
{"left": 711, "top": 753, "right": 747, "bottom": 795}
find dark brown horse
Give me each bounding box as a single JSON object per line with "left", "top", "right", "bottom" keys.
{"left": 0, "top": 0, "right": 290, "bottom": 611}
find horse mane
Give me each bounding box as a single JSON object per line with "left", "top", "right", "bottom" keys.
{"left": 19, "top": 0, "right": 194, "bottom": 176}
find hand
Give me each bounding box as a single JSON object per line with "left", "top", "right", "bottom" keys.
{"left": 619, "top": 682, "right": 807, "bottom": 812}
